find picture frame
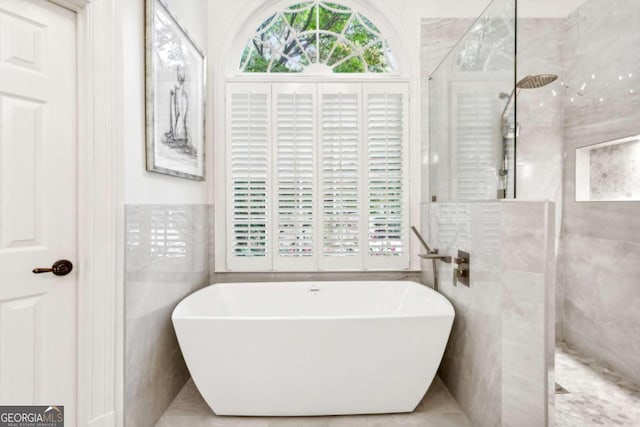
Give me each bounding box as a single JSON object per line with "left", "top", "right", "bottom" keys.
{"left": 145, "top": 0, "right": 206, "bottom": 180}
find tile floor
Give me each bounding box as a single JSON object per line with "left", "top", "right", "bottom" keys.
{"left": 156, "top": 377, "right": 471, "bottom": 427}
{"left": 556, "top": 342, "right": 640, "bottom": 427}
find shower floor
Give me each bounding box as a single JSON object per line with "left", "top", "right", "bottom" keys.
{"left": 556, "top": 342, "right": 640, "bottom": 427}
{"left": 155, "top": 376, "right": 470, "bottom": 427}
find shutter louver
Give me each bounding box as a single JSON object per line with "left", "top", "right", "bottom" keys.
{"left": 453, "top": 89, "right": 498, "bottom": 200}
{"left": 275, "top": 90, "right": 315, "bottom": 261}
{"left": 366, "top": 89, "right": 407, "bottom": 265}
{"left": 229, "top": 90, "right": 270, "bottom": 266}
{"left": 321, "top": 91, "right": 360, "bottom": 261}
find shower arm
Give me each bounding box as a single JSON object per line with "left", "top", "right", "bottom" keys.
{"left": 501, "top": 87, "right": 521, "bottom": 123}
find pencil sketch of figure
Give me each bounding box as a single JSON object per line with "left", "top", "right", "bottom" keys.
{"left": 163, "top": 65, "right": 196, "bottom": 156}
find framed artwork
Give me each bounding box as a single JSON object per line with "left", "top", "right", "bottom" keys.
{"left": 145, "top": 0, "right": 206, "bottom": 180}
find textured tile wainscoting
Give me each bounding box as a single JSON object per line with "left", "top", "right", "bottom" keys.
{"left": 559, "top": 0, "right": 640, "bottom": 387}
{"left": 125, "top": 204, "right": 213, "bottom": 427}
{"left": 421, "top": 201, "right": 555, "bottom": 427}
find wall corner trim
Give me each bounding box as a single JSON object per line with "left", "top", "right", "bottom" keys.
{"left": 72, "top": 0, "right": 125, "bottom": 426}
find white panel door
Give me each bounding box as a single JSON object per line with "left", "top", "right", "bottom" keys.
{"left": 0, "top": 0, "right": 76, "bottom": 423}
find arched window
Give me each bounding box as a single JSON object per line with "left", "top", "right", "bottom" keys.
{"left": 224, "top": 0, "right": 409, "bottom": 271}
{"left": 238, "top": 1, "right": 397, "bottom": 73}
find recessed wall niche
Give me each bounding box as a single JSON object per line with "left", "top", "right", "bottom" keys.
{"left": 576, "top": 134, "right": 640, "bottom": 201}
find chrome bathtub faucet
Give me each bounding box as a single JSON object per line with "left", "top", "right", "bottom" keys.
{"left": 411, "top": 226, "right": 471, "bottom": 289}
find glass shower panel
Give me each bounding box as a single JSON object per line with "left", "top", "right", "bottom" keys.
{"left": 428, "top": 0, "right": 516, "bottom": 202}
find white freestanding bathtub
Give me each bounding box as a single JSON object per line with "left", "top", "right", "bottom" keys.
{"left": 172, "top": 281, "right": 454, "bottom": 416}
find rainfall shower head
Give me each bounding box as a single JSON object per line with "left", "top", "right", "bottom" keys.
{"left": 516, "top": 74, "right": 558, "bottom": 89}
{"left": 501, "top": 74, "right": 559, "bottom": 138}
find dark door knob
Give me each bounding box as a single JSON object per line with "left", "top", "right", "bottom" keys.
{"left": 33, "top": 260, "right": 73, "bottom": 276}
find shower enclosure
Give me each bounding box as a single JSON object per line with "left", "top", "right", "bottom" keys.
{"left": 428, "top": 0, "right": 517, "bottom": 201}
{"left": 424, "top": 0, "right": 640, "bottom": 425}
{"left": 422, "top": 0, "right": 557, "bottom": 426}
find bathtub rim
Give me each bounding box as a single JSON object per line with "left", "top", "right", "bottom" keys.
{"left": 172, "top": 280, "right": 454, "bottom": 321}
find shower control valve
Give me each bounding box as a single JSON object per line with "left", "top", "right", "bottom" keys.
{"left": 453, "top": 250, "right": 470, "bottom": 287}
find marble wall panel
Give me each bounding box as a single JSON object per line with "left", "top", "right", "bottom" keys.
{"left": 125, "top": 204, "right": 213, "bottom": 427}
{"left": 427, "top": 202, "right": 502, "bottom": 427}
{"left": 422, "top": 14, "right": 557, "bottom": 426}
{"left": 426, "top": 201, "right": 554, "bottom": 427}
{"left": 422, "top": 12, "right": 563, "bottom": 424}
{"left": 560, "top": 0, "right": 640, "bottom": 387}
{"left": 500, "top": 202, "right": 554, "bottom": 427}
{"left": 561, "top": 234, "right": 640, "bottom": 384}
{"left": 516, "top": 18, "right": 565, "bottom": 340}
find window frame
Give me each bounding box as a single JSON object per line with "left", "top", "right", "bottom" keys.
{"left": 215, "top": 0, "right": 419, "bottom": 273}
{"left": 232, "top": 0, "right": 402, "bottom": 77}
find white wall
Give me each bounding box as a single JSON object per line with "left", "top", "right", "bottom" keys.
{"left": 122, "top": 0, "right": 209, "bottom": 204}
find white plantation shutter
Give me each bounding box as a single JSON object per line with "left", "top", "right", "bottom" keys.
{"left": 365, "top": 84, "right": 409, "bottom": 269}
{"left": 225, "top": 83, "right": 409, "bottom": 271}
{"left": 319, "top": 84, "right": 361, "bottom": 269}
{"left": 273, "top": 85, "right": 317, "bottom": 270}
{"left": 451, "top": 83, "right": 501, "bottom": 200}
{"left": 227, "top": 84, "right": 271, "bottom": 270}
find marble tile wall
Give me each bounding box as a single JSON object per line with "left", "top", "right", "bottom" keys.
{"left": 422, "top": 201, "right": 554, "bottom": 427}
{"left": 125, "top": 204, "right": 213, "bottom": 427}
{"left": 500, "top": 202, "right": 555, "bottom": 427}
{"left": 422, "top": 15, "right": 557, "bottom": 427}
{"left": 422, "top": 202, "right": 501, "bottom": 427}
{"left": 515, "top": 19, "right": 565, "bottom": 341}
{"left": 423, "top": 13, "right": 566, "bottom": 336}
{"left": 515, "top": 19, "right": 565, "bottom": 204}
{"left": 559, "top": 0, "right": 640, "bottom": 387}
